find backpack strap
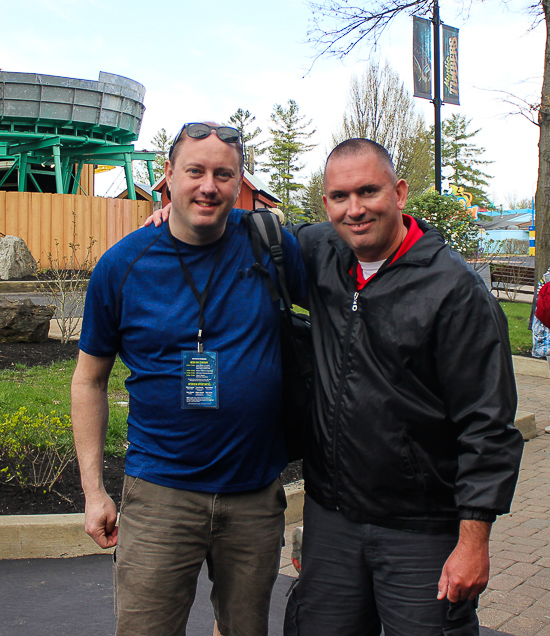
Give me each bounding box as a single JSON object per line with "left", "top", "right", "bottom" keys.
{"left": 243, "top": 209, "right": 293, "bottom": 309}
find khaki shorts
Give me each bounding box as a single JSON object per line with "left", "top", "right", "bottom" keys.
{"left": 113, "top": 475, "right": 286, "bottom": 636}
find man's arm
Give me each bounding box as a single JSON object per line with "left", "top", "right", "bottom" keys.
{"left": 71, "top": 351, "right": 117, "bottom": 549}
{"left": 437, "top": 519, "right": 492, "bottom": 602}
{"left": 431, "top": 277, "right": 521, "bottom": 602}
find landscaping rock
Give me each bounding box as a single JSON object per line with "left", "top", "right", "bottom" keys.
{"left": 0, "top": 235, "right": 37, "bottom": 280}
{"left": 0, "top": 298, "right": 54, "bottom": 343}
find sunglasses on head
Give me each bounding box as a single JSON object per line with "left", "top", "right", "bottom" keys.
{"left": 169, "top": 123, "right": 242, "bottom": 158}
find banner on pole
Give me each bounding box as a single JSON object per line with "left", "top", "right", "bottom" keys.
{"left": 413, "top": 17, "right": 432, "bottom": 100}
{"left": 442, "top": 25, "right": 460, "bottom": 105}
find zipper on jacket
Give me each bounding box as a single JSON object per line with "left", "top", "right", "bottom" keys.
{"left": 331, "top": 292, "right": 360, "bottom": 507}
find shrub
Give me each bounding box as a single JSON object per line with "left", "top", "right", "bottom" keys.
{"left": 404, "top": 191, "right": 479, "bottom": 258}
{"left": 0, "top": 407, "right": 75, "bottom": 492}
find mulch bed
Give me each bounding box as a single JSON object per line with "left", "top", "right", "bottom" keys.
{"left": 0, "top": 456, "right": 126, "bottom": 516}
{"left": 0, "top": 338, "right": 80, "bottom": 370}
{"left": 0, "top": 339, "right": 302, "bottom": 515}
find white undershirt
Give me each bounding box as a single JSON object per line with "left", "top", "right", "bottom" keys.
{"left": 358, "top": 259, "right": 385, "bottom": 280}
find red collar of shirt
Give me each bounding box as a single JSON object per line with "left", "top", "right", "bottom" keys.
{"left": 351, "top": 215, "right": 424, "bottom": 290}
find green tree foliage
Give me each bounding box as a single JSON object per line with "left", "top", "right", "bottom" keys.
{"left": 263, "top": 100, "right": 317, "bottom": 223}
{"left": 398, "top": 126, "right": 433, "bottom": 197}
{"left": 300, "top": 169, "right": 328, "bottom": 222}
{"left": 333, "top": 60, "right": 432, "bottom": 196}
{"left": 441, "top": 114, "right": 493, "bottom": 208}
{"left": 227, "top": 108, "right": 265, "bottom": 173}
{"left": 404, "top": 191, "right": 479, "bottom": 257}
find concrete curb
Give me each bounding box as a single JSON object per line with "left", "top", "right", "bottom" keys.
{"left": 515, "top": 410, "right": 537, "bottom": 440}
{"left": 0, "top": 482, "right": 305, "bottom": 560}
{"left": 0, "top": 280, "right": 88, "bottom": 293}
{"left": 512, "top": 355, "right": 549, "bottom": 379}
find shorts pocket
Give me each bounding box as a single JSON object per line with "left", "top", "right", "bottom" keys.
{"left": 277, "top": 477, "right": 288, "bottom": 510}
{"left": 119, "top": 475, "right": 140, "bottom": 514}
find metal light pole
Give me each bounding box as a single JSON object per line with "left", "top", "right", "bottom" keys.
{"left": 433, "top": 0, "right": 442, "bottom": 194}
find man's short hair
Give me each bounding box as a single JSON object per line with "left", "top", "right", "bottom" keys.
{"left": 170, "top": 124, "right": 244, "bottom": 172}
{"left": 325, "top": 139, "right": 396, "bottom": 181}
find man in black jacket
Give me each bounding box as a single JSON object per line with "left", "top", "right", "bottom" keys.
{"left": 147, "top": 138, "right": 523, "bottom": 635}
{"left": 284, "top": 139, "right": 523, "bottom": 635}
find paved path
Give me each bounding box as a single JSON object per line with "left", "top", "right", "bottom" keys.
{"left": 517, "top": 373, "right": 550, "bottom": 434}
{"left": 1, "top": 557, "right": 294, "bottom": 636}
{"left": 477, "top": 415, "right": 550, "bottom": 635}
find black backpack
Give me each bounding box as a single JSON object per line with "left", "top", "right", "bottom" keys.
{"left": 243, "top": 209, "right": 313, "bottom": 462}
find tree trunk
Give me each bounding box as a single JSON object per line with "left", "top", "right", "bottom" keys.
{"left": 535, "top": 0, "right": 550, "bottom": 281}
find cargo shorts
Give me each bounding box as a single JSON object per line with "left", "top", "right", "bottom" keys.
{"left": 114, "top": 475, "right": 287, "bottom": 636}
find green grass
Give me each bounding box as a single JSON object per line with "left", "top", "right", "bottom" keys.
{"left": 499, "top": 301, "right": 533, "bottom": 356}
{"left": 0, "top": 356, "right": 129, "bottom": 456}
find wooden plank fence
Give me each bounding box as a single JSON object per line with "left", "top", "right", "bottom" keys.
{"left": 0, "top": 192, "right": 153, "bottom": 268}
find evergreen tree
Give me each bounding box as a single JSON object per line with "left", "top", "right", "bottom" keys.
{"left": 227, "top": 108, "right": 265, "bottom": 173}
{"left": 264, "top": 100, "right": 316, "bottom": 223}
{"left": 300, "top": 169, "right": 327, "bottom": 222}
{"left": 441, "top": 114, "right": 493, "bottom": 208}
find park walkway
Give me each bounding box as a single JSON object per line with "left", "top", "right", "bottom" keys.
{"left": 472, "top": 370, "right": 550, "bottom": 635}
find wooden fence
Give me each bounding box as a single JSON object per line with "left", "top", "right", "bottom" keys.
{"left": 0, "top": 192, "right": 153, "bottom": 268}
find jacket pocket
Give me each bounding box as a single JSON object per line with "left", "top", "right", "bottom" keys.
{"left": 402, "top": 434, "right": 427, "bottom": 491}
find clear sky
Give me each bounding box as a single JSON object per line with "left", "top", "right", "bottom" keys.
{"left": 2, "top": 0, "right": 544, "bottom": 206}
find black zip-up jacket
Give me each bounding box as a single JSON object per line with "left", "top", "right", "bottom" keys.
{"left": 295, "top": 218, "right": 524, "bottom": 534}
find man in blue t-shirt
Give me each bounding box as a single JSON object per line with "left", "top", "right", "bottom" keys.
{"left": 71, "top": 122, "right": 307, "bottom": 636}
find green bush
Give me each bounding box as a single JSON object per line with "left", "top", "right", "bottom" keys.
{"left": 404, "top": 191, "right": 479, "bottom": 258}
{"left": 0, "top": 407, "right": 75, "bottom": 492}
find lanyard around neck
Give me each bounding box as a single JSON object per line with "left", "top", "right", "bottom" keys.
{"left": 168, "top": 226, "right": 228, "bottom": 353}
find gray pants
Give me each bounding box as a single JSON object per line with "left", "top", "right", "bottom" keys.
{"left": 285, "top": 496, "right": 479, "bottom": 636}
{"left": 114, "top": 475, "right": 286, "bottom": 636}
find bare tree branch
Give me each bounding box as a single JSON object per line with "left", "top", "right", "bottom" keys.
{"left": 307, "top": 0, "right": 432, "bottom": 60}
{"left": 479, "top": 87, "right": 541, "bottom": 126}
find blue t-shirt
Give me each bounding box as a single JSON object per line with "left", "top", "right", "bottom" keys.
{"left": 79, "top": 209, "right": 308, "bottom": 493}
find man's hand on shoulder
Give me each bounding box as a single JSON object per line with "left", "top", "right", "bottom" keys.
{"left": 142, "top": 202, "right": 171, "bottom": 228}
{"left": 84, "top": 490, "right": 119, "bottom": 549}
{"left": 437, "top": 519, "right": 492, "bottom": 603}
